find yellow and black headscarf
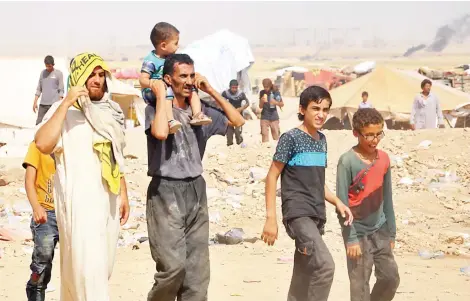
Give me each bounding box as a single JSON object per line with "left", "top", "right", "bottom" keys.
{"left": 67, "top": 52, "right": 111, "bottom": 91}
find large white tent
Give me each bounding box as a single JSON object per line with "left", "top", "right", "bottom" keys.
{"left": 181, "top": 29, "right": 255, "bottom": 97}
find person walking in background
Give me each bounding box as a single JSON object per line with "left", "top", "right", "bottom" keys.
{"left": 222, "top": 79, "right": 249, "bottom": 146}
{"left": 410, "top": 79, "right": 445, "bottom": 130}
{"left": 259, "top": 78, "right": 284, "bottom": 143}
{"left": 33, "top": 55, "right": 64, "bottom": 125}
{"left": 358, "top": 91, "right": 373, "bottom": 109}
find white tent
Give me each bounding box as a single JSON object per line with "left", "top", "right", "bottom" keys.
{"left": 181, "top": 29, "right": 255, "bottom": 98}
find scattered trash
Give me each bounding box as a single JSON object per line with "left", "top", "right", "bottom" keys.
{"left": 461, "top": 266, "right": 470, "bottom": 276}
{"left": 277, "top": 256, "right": 294, "bottom": 263}
{"left": 209, "top": 211, "right": 222, "bottom": 224}
{"left": 225, "top": 195, "right": 242, "bottom": 209}
{"left": 230, "top": 293, "right": 242, "bottom": 297}
{"left": 124, "top": 154, "right": 138, "bottom": 160}
{"left": 418, "top": 140, "right": 432, "bottom": 149}
{"left": 399, "top": 177, "right": 413, "bottom": 186}
{"left": 207, "top": 188, "right": 222, "bottom": 200}
{"left": 122, "top": 223, "right": 140, "bottom": 230}
{"left": 137, "top": 237, "right": 148, "bottom": 244}
{"left": 390, "top": 155, "right": 404, "bottom": 167}
{"left": 18, "top": 187, "right": 26, "bottom": 194}
{"left": 418, "top": 250, "right": 444, "bottom": 259}
{"left": 438, "top": 171, "right": 460, "bottom": 184}
{"left": 227, "top": 186, "right": 244, "bottom": 196}
{"left": 240, "top": 143, "right": 247, "bottom": 148}
{"left": 249, "top": 167, "right": 268, "bottom": 182}
{"left": 12, "top": 200, "right": 33, "bottom": 215}
{"left": 23, "top": 246, "right": 34, "bottom": 255}
{"left": 243, "top": 280, "right": 261, "bottom": 283}
{"left": 46, "top": 284, "right": 56, "bottom": 293}
{"left": 215, "top": 228, "right": 245, "bottom": 245}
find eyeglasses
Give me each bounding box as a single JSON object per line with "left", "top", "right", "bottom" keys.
{"left": 359, "top": 131, "right": 385, "bottom": 142}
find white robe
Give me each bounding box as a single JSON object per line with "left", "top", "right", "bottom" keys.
{"left": 39, "top": 101, "right": 121, "bottom": 301}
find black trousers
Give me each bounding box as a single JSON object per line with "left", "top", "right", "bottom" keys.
{"left": 146, "top": 176, "right": 210, "bottom": 301}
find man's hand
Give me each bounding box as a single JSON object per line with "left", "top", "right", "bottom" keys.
{"left": 438, "top": 124, "right": 445, "bottom": 129}
{"left": 119, "top": 197, "right": 130, "bottom": 226}
{"left": 194, "top": 73, "right": 213, "bottom": 94}
{"left": 390, "top": 241, "right": 395, "bottom": 250}
{"left": 261, "top": 217, "right": 278, "bottom": 246}
{"left": 410, "top": 124, "right": 416, "bottom": 131}
{"left": 33, "top": 101, "right": 38, "bottom": 113}
{"left": 347, "top": 243, "right": 362, "bottom": 260}
{"left": 63, "top": 87, "right": 89, "bottom": 108}
{"left": 32, "top": 206, "right": 47, "bottom": 224}
{"left": 336, "top": 202, "right": 354, "bottom": 226}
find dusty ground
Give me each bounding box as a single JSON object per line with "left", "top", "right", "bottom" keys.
{"left": 2, "top": 53, "right": 470, "bottom": 299}
{"left": 1, "top": 116, "right": 470, "bottom": 300}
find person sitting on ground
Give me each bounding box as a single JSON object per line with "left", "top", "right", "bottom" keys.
{"left": 139, "top": 22, "right": 211, "bottom": 134}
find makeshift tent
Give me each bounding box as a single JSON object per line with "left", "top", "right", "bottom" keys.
{"left": 181, "top": 29, "right": 255, "bottom": 98}
{"left": 328, "top": 66, "right": 470, "bottom": 126}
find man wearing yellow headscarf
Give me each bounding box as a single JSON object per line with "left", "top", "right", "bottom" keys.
{"left": 35, "top": 53, "right": 130, "bottom": 301}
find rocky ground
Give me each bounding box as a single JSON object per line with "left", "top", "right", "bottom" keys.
{"left": 1, "top": 123, "right": 470, "bottom": 300}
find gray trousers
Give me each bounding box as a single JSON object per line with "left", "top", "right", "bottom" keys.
{"left": 146, "top": 176, "right": 210, "bottom": 301}
{"left": 35, "top": 105, "right": 52, "bottom": 125}
{"left": 226, "top": 126, "right": 243, "bottom": 146}
{"left": 346, "top": 225, "right": 400, "bottom": 301}
{"left": 285, "top": 216, "right": 335, "bottom": 301}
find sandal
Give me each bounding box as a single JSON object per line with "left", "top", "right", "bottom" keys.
{"left": 190, "top": 112, "right": 212, "bottom": 126}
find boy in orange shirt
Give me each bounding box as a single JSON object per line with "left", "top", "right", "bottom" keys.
{"left": 23, "top": 141, "right": 57, "bottom": 301}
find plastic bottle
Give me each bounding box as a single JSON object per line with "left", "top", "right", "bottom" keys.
{"left": 269, "top": 92, "right": 276, "bottom": 109}
{"left": 418, "top": 250, "right": 445, "bottom": 259}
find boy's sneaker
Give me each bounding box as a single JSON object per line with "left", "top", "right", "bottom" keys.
{"left": 168, "top": 119, "right": 182, "bottom": 134}
{"left": 190, "top": 112, "right": 212, "bottom": 126}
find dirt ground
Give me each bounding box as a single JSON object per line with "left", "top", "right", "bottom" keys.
{"left": 2, "top": 53, "right": 470, "bottom": 300}
{"left": 1, "top": 117, "right": 470, "bottom": 300}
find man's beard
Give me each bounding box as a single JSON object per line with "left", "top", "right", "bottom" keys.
{"left": 89, "top": 88, "right": 105, "bottom": 101}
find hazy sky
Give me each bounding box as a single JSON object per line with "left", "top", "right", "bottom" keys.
{"left": 1, "top": 1, "right": 470, "bottom": 56}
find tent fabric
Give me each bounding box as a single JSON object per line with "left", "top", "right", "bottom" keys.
{"left": 181, "top": 29, "right": 254, "bottom": 97}
{"left": 329, "top": 66, "right": 470, "bottom": 121}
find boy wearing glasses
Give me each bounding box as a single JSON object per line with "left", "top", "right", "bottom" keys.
{"left": 336, "top": 108, "right": 399, "bottom": 301}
